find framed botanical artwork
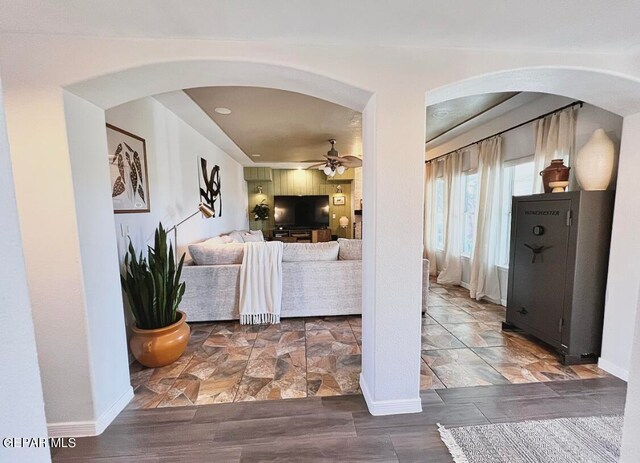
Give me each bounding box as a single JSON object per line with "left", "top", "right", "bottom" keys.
{"left": 199, "top": 157, "right": 222, "bottom": 217}
{"left": 333, "top": 195, "right": 346, "bottom": 206}
{"left": 106, "top": 124, "right": 150, "bottom": 213}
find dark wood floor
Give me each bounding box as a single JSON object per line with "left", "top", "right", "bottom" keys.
{"left": 52, "top": 377, "right": 627, "bottom": 462}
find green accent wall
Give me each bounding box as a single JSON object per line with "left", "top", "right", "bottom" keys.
{"left": 244, "top": 168, "right": 354, "bottom": 237}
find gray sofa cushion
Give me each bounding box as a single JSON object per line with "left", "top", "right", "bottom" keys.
{"left": 188, "top": 242, "right": 245, "bottom": 265}
{"left": 337, "top": 238, "right": 362, "bottom": 260}
{"left": 282, "top": 241, "right": 339, "bottom": 262}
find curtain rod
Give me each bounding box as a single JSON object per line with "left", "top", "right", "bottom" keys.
{"left": 425, "top": 100, "right": 583, "bottom": 163}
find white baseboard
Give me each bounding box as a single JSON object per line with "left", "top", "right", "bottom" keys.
{"left": 598, "top": 358, "right": 629, "bottom": 381}
{"left": 48, "top": 386, "right": 134, "bottom": 438}
{"left": 459, "top": 281, "right": 471, "bottom": 291}
{"left": 359, "top": 373, "right": 422, "bottom": 416}
{"left": 47, "top": 420, "right": 97, "bottom": 438}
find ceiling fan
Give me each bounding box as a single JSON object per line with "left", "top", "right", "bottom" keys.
{"left": 306, "top": 139, "right": 362, "bottom": 177}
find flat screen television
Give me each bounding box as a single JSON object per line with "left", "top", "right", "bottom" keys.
{"left": 274, "top": 195, "right": 330, "bottom": 228}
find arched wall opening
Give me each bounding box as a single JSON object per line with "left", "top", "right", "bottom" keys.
{"left": 59, "top": 59, "right": 405, "bottom": 433}
{"left": 424, "top": 66, "right": 640, "bottom": 458}
{"left": 425, "top": 66, "right": 640, "bottom": 379}
{"left": 427, "top": 67, "right": 640, "bottom": 117}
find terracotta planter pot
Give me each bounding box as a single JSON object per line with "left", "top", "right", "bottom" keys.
{"left": 540, "top": 159, "right": 570, "bottom": 193}
{"left": 130, "top": 311, "right": 190, "bottom": 368}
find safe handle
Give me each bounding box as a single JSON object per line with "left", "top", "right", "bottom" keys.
{"left": 524, "top": 243, "right": 548, "bottom": 263}
{"left": 517, "top": 307, "right": 528, "bottom": 315}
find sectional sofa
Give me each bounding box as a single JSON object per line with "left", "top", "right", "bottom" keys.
{"left": 180, "top": 233, "right": 430, "bottom": 322}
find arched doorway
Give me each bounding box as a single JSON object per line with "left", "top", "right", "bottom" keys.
{"left": 60, "top": 59, "right": 407, "bottom": 432}
{"left": 425, "top": 66, "right": 640, "bottom": 380}
{"left": 424, "top": 67, "right": 640, "bottom": 458}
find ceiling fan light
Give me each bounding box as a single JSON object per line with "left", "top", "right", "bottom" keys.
{"left": 336, "top": 165, "right": 346, "bottom": 175}
{"left": 329, "top": 169, "right": 336, "bottom": 177}
{"left": 323, "top": 165, "right": 332, "bottom": 175}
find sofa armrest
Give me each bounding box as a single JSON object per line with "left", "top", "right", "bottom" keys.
{"left": 181, "top": 263, "right": 241, "bottom": 321}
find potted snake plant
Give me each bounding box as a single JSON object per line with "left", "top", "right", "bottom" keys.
{"left": 121, "top": 223, "right": 190, "bottom": 368}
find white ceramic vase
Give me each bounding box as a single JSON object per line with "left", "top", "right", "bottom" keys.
{"left": 574, "top": 128, "right": 615, "bottom": 191}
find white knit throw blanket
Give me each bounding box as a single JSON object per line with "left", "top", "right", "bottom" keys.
{"left": 239, "top": 241, "right": 284, "bottom": 325}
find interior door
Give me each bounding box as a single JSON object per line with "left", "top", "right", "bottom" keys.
{"left": 510, "top": 198, "right": 571, "bottom": 345}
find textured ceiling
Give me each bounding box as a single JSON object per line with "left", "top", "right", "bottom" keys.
{"left": 2, "top": 1, "right": 640, "bottom": 53}
{"left": 184, "top": 87, "right": 362, "bottom": 164}
{"left": 426, "top": 92, "right": 519, "bottom": 142}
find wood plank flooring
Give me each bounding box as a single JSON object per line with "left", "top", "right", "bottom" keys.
{"left": 51, "top": 376, "right": 627, "bottom": 462}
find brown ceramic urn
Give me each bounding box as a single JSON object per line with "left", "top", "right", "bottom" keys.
{"left": 540, "top": 159, "right": 570, "bottom": 193}
{"left": 130, "top": 311, "right": 190, "bottom": 368}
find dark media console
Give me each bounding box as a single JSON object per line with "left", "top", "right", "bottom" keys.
{"left": 270, "top": 228, "right": 332, "bottom": 243}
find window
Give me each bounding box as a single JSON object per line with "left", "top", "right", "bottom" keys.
{"left": 499, "top": 159, "right": 535, "bottom": 265}
{"left": 435, "top": 177, "right": 445, "bottom": 250}
{"left": 462, "top": 172, "right": 479, "bottom": 257}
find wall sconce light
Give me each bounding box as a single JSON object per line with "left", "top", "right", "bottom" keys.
{"left": 335, "top": 184, "right": 343, "bottom": 194}
{"left": 256, "top": 185, "right": 263, "bottom": 194}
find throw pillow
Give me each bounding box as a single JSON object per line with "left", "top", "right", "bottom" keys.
{"left": 282, "top": 241, "right": 339, "bottom": 262}
{"left": 188, "top": 242, "right": 244, "bottom": 265}
{"left": 226, "top": 230, "right": 246, "bottom": 243}
{"left": 242, "top": 230, "right": 265, "bottom": 242}
{"left": 337, "top": 238, "right": 362, "bottom": 260}
{"left": 202, "top": 235, "right": 233, "bottom": 245}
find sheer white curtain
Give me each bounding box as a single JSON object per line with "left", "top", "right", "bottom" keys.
{"left": 469, "top": 136, "right": 503, "bottom": 302}
{"left": 533, "top": 107, "right": 578, "bottom": 192}
{"left": 437, "top": 151, "right": 464, "bottom": 285}
{"left": 423, "top": 161, "right": 438, "bottom": 275}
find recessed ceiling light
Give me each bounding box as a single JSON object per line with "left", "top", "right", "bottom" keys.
{"left": 251, "top": 153, "right": 261, "bottom": 157}
{"left": 214, "top": 107, "right": 232, "bottom": 115}
{"left": 431, "top": 109, "right": 450, "bottom": 119}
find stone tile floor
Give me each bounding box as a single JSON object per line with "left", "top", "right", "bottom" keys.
{"left": 127, "top": 278, "right": 608, "bottom": 409}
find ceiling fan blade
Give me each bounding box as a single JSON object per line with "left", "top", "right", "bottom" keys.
{"left": 306, "top": 163, "right": 326, "bottom": 170}
{"left": 339, "top": 155, "right": 363, "bottom": 167}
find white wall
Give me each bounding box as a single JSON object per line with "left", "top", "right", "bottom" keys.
{"left": 106, "top": 97, "right": 249, "bottom": 260}
{"left": 361, "top": 90, "right": 425, "bottom": 415}
{"left": 429, "top": 94, "right": 623, "bottom": 308}
{"left": 0, "top": 76, "right": 50, "bottom": 462}
{"left": 62, "top": 91, "right": 134, "bottom": 435}
{"left": 600, "top": 112, "right": 640, "bottom": 380}
{"left": 621, "top": 283, "right": 640, "bottom": 461}
{"left": 106, "top": 96, "right": 248, "bottom": 352}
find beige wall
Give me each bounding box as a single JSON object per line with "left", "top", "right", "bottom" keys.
{"left": 0, "top": 73, "right": 50, "bottom": 462}
{"left": 245, "top": 168, "right": 354, "bottom": 237}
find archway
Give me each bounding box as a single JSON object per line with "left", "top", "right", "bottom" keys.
{"left": 59, "top": 59, "right": 394, "bottom": 432}
{"left": 427, "top": 67, "right": 640, "bottom": 116}
{"left": 425, "top": 66, "right": 640, "bottom": 459}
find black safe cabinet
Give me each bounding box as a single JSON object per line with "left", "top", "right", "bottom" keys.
{"left": 505, "top": 191, "right": 615, "bottom": 365}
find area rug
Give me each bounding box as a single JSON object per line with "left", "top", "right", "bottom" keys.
{"left": 438, "top": 415, "right": 622, "bottom": 463}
